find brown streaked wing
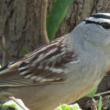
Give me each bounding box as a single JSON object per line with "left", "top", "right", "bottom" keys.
{"left": 18, "top": 37, "right": 76, "bottom": 83}
{"left": 0, "top": 36, "right": 76, "bottom": 87}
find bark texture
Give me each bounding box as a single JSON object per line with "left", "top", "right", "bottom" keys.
{"left": 0, "top": 0, "right": 110, "bottom": 109}
{"left": 57, "top": 0, "right": 110, "bottom": 36}
{"left": 0, "top": 0, "right": 45, "bottom": 63}
{"left": 0, "top": 0, "right": 110, "bottom": 63}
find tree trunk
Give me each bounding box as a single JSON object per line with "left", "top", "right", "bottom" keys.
{"left": 0, "top": 0, "right": 46, "bottom": 63}
{"left": 0, "top": 0, "right": 110, "bottom": 63}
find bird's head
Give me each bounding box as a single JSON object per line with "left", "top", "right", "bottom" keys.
{"left": 72, "top": 13, "right": 110, "bottom": 50}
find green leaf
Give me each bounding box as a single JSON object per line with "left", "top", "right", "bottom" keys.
{"left": 47, "top": 0, "right": 75, "bottom": 40}
{"left": 98, "top": 96, "right": 103, "bottom": 110}
{"left": 0, "top": 99, "right": 29, "bottom": 110}
{"left": 86, "top": 86, "right": 97, "bottom": 97}
{"left": 55, "top": 103, "right": 81, "bottom": 110}
{"left": 20, "top": 47, "right": 30, "bottom": 56}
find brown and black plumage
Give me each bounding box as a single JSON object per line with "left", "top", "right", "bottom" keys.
{"left": 1, "top": 13, "right": 110, "bottom": 110}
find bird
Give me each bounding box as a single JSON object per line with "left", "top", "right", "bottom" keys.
{"left": 0, "top": 13, "right": 110, "bottom": 110}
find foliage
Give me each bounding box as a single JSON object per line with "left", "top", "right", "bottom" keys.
{"left": 47, "top": 0, "right": 75, "bottom": 40}
{"left": 98, "top": 96, "right": 103, "bottom": 110}
{"left": 0, "top": 99, "right": 29, "bottom": 110}
{"left": 86, "top": 86, "right": 97, "bottom": 97}
{"left": 55, "top": 103, "right": 81, "bottom": 110}
{"left": 20, "top": 47, "right": 30, "bottom": 56}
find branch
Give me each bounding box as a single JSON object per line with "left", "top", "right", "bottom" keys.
{"left": 40, "top": 0, "right": 49, "bottom": 44}
{"left": 0, "top": 35, "right": 9, "bottom": 66}
{"left": 10, "top": 96, "right": 30, "bottom": 110}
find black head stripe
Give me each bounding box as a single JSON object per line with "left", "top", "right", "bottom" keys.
{"left": 92, "top": 14, "right": 110, "bottom": 20}
{"left": 85, "top": 20, "right": 110, "bottom": 29}
{"left": 84, "top": 13, "right": 110, "bottom": 29}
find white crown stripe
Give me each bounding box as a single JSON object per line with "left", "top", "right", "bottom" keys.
{"left": 96, "top": 13, "right": 110, "bottom": 16}
{"left": 86, "top": 17, "right": 110, "bottom": 23}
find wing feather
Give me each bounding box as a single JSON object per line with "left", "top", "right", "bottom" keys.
{"left": 0, "top": 35, "right": 76, "bottom": 87}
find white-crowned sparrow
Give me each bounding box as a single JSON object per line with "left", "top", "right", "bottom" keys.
{"left": 0, "top": 13, "right": 110, "bottom": 110}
